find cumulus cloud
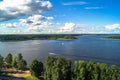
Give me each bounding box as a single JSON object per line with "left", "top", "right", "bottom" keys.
{"left": 59, "top": 23, "right": 75, "bottom": 32}
{"left": 20, "top": 15, "right": 53, "bottom": 26}
{"left": 2, "top": 23, "right": 17, "bottom": 28}
{"left": 59, "top": 24, "right": 108, "bottom": 34}
{"left": 20, "top": 15, "right": 54, "bottom": 32}
{"left": 62, "top": 1, "right": 87, "bottom": 6}
{"left": 105, "top": 24, "right": 120, "bottom": 30}
{"left": 0, "top": 0, "right": 52, "bottom": 21}
{"left": 59, "top": 22, "right": 79, "bottom": 33}
{"left": 58, "top": 23, "right": 103, "bottom": 34}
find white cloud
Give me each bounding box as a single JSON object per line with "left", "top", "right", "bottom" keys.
{"left": 2, "top": 23, "right": 17, "bottom": 28}
{"left": 0, "top": 14, "right": 54, "bottom": 33}
{"left": 59, "top": 22, "right": 76, "bottom": 32}
{"left": 46, "top": 17, "right": 54, "bottom": 20}
{"left": 27, "top": 26, "right": 45, "bottom": 32}
{"left": 28, "top": 15, "right": 46, "bottom": 21}
{"left": 0, "top": 0, "right": 52, "bottom": 21}
{"left": 105, "top": 24, "right": 120, "bottom": 30}
{"left": 85, "top": 7, "right": 102, "bottom": 10}
{"left": 58, "top": 23, "right": 105, "bottom": 34}
{"left": 20, "top": 15, "right": 53, "bottom": 25}
{"left": 62, "top": 1, "right": 87, "bottom": 6}
{"left": 20, "top": 15, "right": 54, "bottom": 32}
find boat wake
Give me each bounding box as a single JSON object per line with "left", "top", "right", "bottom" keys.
{"left": 49, "top": 52, "right": 57, "bottom": 55}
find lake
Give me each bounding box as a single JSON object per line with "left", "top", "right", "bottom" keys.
{"left": 0, "top": 35, "right": 120, "bottom": 66}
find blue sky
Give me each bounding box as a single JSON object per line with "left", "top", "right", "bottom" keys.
{"left": 0, "top": 0, "right": 120, "bottom": 34}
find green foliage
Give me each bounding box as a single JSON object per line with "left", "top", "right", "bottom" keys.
{"left": 44, "top": 56, "right": 71, "bottom": 80}
{"left": 1, "top": 54, "right": 120, "bottom": 80}
{"left": 0, "top": 54, "right": 4, "bottom": 70}
{"left": 29, "top": 60, "right": 43, "bottom": 78}
{"left": 12, "top": 55, "right": 17, "bottom": 68}
{"left": 72, "top": 60, "right": 120, "bottom": 80}
{"left": 17, "top": 59, "right": 27, "bottom": 70}
{"left": 17, "top": 53, "right": 23, "bottom": 62}
{"left": 0, "top": 53, "right": 27, "bottom": 70}
{"left": 44, "top": 56, "right": 55, "bottom": 80}
{"left": 5, "top": 53, "right": 12, "bottom": 66}
{"left": 15, "top": 53, "right": 27, "bottom": 70}
{"left": 72, "top": 61, "right": 87, "bottom": 80}
{"left": 0, "top": 34, "right": 78, "bottom": 41}
{"left": 24, "top": 76, "right": 40, "bottom": 80}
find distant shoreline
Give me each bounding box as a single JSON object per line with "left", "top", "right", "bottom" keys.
{"left": 1, "top": 34, "right": 120, "bottom": 41}
{"left": 0, "top": 34, "right": 78, "bottom": 41}
{"left": 100, "top": 36, "right": 120, "bottom": 40}
{"left": 100, "top": 38, "right": 120, "bottom": 40}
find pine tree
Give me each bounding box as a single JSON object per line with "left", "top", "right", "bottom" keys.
{"left": 5, "top": 53, "right": 12, "bottom": 67}
{"left": 30, "top": 59, "right": 43, "bottom": 77}
{"left": 0, "top": 55, "right": 4, "bottom": 70}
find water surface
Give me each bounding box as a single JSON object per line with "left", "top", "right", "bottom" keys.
{"left": 0, "top": 35, "right": 120, "bottom": 66}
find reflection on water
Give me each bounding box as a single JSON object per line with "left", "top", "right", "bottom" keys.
{"left": 0, "top": 35, "right": 120, "bottom": 66}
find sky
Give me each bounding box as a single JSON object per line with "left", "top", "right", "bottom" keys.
{"left": 0, "top": 0, "right": 120, "bottom": 34}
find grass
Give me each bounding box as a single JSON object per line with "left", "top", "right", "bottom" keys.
{"left": 5, "top": 73, "right": 13, "bottom": 77}
{"left": 0, "top": 72, "right": 13, "bottom": 77}
{"left": 24, "top": 76, "right": 40, "bottom": 80}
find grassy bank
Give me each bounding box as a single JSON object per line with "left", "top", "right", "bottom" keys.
{"left": 24, "top": 76, "right": 39, "bottom": 80}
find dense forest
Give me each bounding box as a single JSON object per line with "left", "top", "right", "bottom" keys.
{"left": 0, "top": 34, "right": 78, "bottom": 41}
{"left": 0, "top": 54, "right": 120, "bottom": 80}
{"left": 45, "top": 56, "right": 120, "bottom": 80}
{"left": 1, "top": 34, "right": 120, "bottom": 41}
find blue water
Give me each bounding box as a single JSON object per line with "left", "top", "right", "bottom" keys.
{"left": 0, "top": 35, "right": 120, "bottom": 66}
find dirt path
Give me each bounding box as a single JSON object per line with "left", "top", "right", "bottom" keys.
{"left": 12, "top": 70, "right": 31, "bottom": 78}
{"left": 1, "top": 68, "right": 31, "bottom": 78}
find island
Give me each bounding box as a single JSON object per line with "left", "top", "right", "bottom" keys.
{"left": 106, "top": 36, "right": 120, "bottom": 40}
{"left": 102, "top": 36, "right": 120, "bottom": 40}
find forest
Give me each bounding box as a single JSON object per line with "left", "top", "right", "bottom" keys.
{"left": 0, "top": 54, "right": 120, "bottom": 80}
{"left": 0, "top": 34, "right": 78, "bottom": 41}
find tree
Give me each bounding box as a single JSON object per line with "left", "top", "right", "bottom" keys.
{"left": 52, "top": 57, "right": 71, "bottom": 80}
{"left": 17, "top": 53, "right": 23, "bottom": 62}
{"left": 72, "top": 61, "right": 88, "bottom": 80}
{"left": 16, "top": 53, "right": 27, "bottom": 70}
{"left": 99, "top": 63, "right": 109, "bottom": 80}
{"left": 110, "top": 65, "right": 119, "bottom": 80}
{"left": 17, "top": 59, "right": 27, "bottom": 70}
{"left": 92, "top": 63, "right": 100, "bottom": 80}
{"left": 30, "top": 59, "right": 43, "bottom": 77}
{"left": 5, "top": 53, "right": 12, "bottom": 66}
{"left": 0, "top": 54, "right": 4, "bottom": 70}
{"left": 44, "top": 56, "right": 55, "bottom": 80}
{"left": 12, "top": 55, "right": 17, "bottom": 68}
{"left": 44, "top": 56, "right": 71, "bottom": 80}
